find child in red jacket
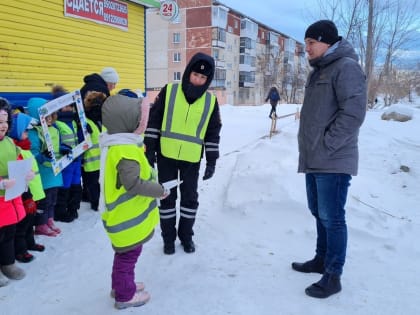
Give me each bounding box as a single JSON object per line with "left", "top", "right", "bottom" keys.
{"left": 0, "top": 98, "right": 34, "bottom": 287}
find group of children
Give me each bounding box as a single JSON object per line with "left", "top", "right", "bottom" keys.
{"left": 0, "top": 67, "right": 119, "bottom": 285}
{"left": 0, "top": 92, "right": 86, "bottom": 286}
{"left": 0, "top": 66, "right": 170, "bottom": 310}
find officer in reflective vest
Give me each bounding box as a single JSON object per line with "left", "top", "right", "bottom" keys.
{"left": 145, "top": 52, "right": 222, "bottom": 255}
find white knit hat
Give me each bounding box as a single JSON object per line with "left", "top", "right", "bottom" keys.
{"left": 100, "top": 67, "right": 119, "bottom": 83}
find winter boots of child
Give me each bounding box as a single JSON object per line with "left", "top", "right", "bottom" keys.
{"left": 112, "top": 282, "right": 150, "bottom": 310}
{"left": 0, "top": 264, "right": 26, "bottom": 287}
{"left": 292, "top": 255, "right": 342, "bottom": 298}
{"left": 34, "top": 218, "right": 61, "bottom": 237}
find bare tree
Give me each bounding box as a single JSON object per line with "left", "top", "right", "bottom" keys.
{"left": 310, "top": 0, "right": 419, "bottom": 105}
{"left": 379, "top": 0, "right": 418, "bottom": 106}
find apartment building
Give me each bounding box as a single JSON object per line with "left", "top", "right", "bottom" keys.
{"left": 146, "top": 0, "right": 307, "bottom": 105}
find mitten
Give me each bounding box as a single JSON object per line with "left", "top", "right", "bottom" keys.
{"left": 42, "top": 150, "right": 53, "bottom": 161}
{"left": 23, "top": 198, "right": 37, "bottom": 214}
{"left": 202, "top": 161, "right": 216, "bottom": 180}
{"left": 60, "top": 144, "right": 72, "bottom": 155}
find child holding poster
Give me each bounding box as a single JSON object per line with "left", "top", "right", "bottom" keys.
{"left": 0, "top": 98, "right": 33, "bottom": 286}
{"left": 27, "top": 98, "right": 63, "bottom": 237}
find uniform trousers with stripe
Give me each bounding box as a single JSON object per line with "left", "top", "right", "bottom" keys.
{"left": 157, "top": 155, "right": 200, "bottom": 245}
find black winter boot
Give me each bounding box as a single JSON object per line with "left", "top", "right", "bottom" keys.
{"left": 54, "top": 188, "right": 74, "bottom": 222}
{"left": 305, "top": 273, "right": 342, "bottom": 298}
{"left": 68, "top": 185, "right": 82, "bottom": 219}
{"left": 163, "top": 243, "right": 175, "bottom": 255}
{"left": 181, "top": 240, "right": 195, "bottom": 253}
{"left": 291, "top": 255, "right": 324, "bottom": 274}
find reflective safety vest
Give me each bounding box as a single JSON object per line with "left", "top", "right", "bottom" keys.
{"left": 102, "top": 144, "right": 159, "bottom": 249}
{"left": 20, "top": 150, "right": 45, "bottom": 201}
{"left": 160, "top": 83, "right": 216, "bottom": 163}
{"left": 83, "top": 119, "right": 102, "bottom": 172}
{"left": 55, "top": 120, "right": 78, "bottom": 148}
{"left": 34, "top": 125, "right": 60, "bottom": 168}
{"left": 0, "top": 137, "right": 20, "bottom": 197}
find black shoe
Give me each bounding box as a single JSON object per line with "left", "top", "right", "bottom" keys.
{"left": 69, "top": 210, "right": 79, "bottom": 220}
{"left": 181, "top": 240, "right": 195, "bottom": 253}
{"left": 55, "top": 212, "right": 75, "bottom": 223}
{"left": 291, "top": 256, "right": 324, "bottom": 274}
{"left": 28, "top": 243, "right": 45, "bottom": 252}
{"left": 16, "top": 252, "right": 35, "bottom": 263}
{"left": 163, "top": 243, "right": 175, "bottom": 255}
{"left": 305, "top": 273, "right": 342, "bottom": 298}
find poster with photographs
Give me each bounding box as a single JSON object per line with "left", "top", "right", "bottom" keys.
{"left": 38, "top": 90, "right": 92, "bottom": 175}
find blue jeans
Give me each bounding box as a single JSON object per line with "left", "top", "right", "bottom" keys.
{"left": 305, "top": 173, "right": 351, "bottom": 275}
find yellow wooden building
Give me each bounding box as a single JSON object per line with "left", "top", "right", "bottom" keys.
{"left": 0, "top": 0, "right": 160, "bottom": 107}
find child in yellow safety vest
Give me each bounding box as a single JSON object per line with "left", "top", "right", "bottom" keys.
{"left": 99, "top": 91, "right": 169, "bottom": 310}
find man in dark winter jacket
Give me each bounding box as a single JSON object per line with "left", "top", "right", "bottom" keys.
{"left": 292, "top": 20, "right": 366, "bottom": 298}
{"left": 144, "top": 52, "right": 222, "bottom": 255}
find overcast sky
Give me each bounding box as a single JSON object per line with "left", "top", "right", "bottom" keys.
{"left": 219, "top": 0, "right": 319, "bottom": 42}
{"left": 219, "top": 0, "right": 419, "bottom": 48}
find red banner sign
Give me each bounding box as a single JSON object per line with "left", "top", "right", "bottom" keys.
{"left": 65, "top": 0, "right": 128, "bottom": 31}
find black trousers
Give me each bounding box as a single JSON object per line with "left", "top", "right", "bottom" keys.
{"left": 82, "top": 170, "right": 100, "bottom": 210}
{"left": 157, "top": 155, "right": 200, "bottom": 244}
{"left": 14, "top": 213, "right": 36, "bottom": 255}
{"left": 0, "top": 224, "right": 17, "bottom": 265}
{"left": 269, "top": 103, "right": 277, "bottom": 117}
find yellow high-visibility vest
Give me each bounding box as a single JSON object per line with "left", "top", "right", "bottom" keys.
{"left": 102, "top": 144, "right": 159, "bottom": 250}
{"left": 20, "top": 150, "right": 45, "bottom": 201}
{"left": 160, "top": 83, "right": 215, "bottom": 163}
{"left": 83, "top": 119, "right": 102, "bottom": 172}
{"left": 55, "top": 120, "right": 78, "bottom": 148}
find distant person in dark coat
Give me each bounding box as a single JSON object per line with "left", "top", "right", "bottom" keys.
{"left": 265, "top": 86, "right": 280, "bottom": 118}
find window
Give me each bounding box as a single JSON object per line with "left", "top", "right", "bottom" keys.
{"left": 173, "top": 32, "right": 181, "bottom": 44}
{"left": 212, "top": 27, "right": 226, "bottom": 42}
{"left": 211, "top": 68, "right": 226, "bottom": 88}
{"left": 213, "top": 49, "right": 219, "bottom": 60}
{"left": 173, "top": 52, "right": 181, "bottom": 62}
{"left": 212, "top": 6, "right": 228, "bottom": 28}
{"left": 173, "top": 72, "right": 181, "bottom": 81}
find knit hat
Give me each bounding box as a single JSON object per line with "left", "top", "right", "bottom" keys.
{"left": 191, "top": 60, "right": 213, "bottom": 77}
{"left": 80, "top": 73, "right": 110, "bottom": 101}
{"left": 100, "top": 67, "right": 119, "bottom": 84}
{"left": 9, "top": 113, "right": 33, "bottom": 140}
{"left": 305, "top": 20, "right": 339, "bottom": 45}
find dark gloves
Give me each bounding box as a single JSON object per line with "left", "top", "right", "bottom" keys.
{"left": 60, "top": 144, "right": 72, "bottom": 155}
{"left": 203, "top": 161, "right": 216, "bottom": 180}
{"left": 42, "top": 150, "right": 53, "bottom": 160}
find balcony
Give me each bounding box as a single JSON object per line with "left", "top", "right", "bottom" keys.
{"left": 212, "top": 39, "right": 226, "bottom": 48}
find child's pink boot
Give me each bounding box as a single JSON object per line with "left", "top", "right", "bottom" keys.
{"left": 34, "top": 224, "right": 57, "bottom": 237}
{"left": 47, "top": 218, "right": 61, "bottom": 234}
{"left": 114, "top": 291, "right": 150, "bottom": 309}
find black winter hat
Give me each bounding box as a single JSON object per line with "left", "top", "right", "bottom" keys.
{"left": 305, "top": 20, "right": 339, "bottom": 45}
{"left": 191, "top": 60, "right": 213, "bottom": 77}
{"left": 80, "top": 73, "right": 110, "bottom": 101}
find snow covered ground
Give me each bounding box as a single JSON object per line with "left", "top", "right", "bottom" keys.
{"left": 1, "top": 100, "right": 419, "bottom": 315}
